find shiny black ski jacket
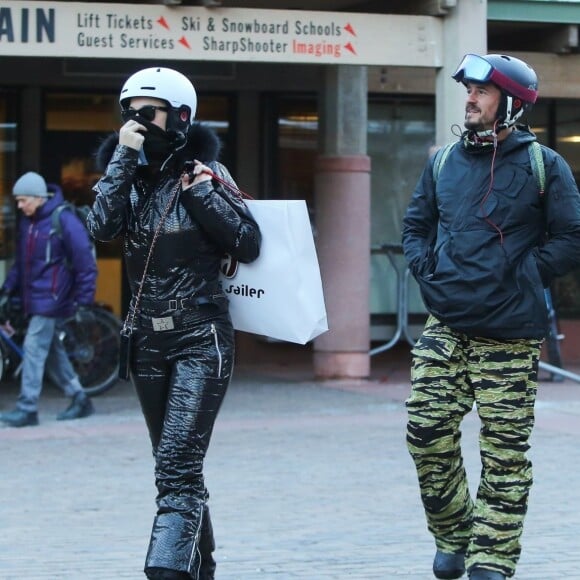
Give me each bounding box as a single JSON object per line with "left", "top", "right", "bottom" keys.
{"left": 88, "top": 123, "right": 261, "bottom": 306}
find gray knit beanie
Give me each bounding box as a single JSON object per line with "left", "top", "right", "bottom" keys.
{"left": 12, "top": 172, "right": 49, "bottom": 198}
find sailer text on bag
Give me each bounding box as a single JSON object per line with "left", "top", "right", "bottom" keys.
{"left": 224, "top": 284, "right": 265, "bottom": 298}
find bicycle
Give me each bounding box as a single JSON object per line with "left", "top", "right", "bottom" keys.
{"left": 0, "top": 299, "right": 123, "bottom": 396}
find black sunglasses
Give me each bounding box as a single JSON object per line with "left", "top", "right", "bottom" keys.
{"left": 121, "top": 105, "right": 169, "bottom": 123}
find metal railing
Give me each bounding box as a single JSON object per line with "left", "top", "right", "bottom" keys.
{"left": 370, "top": 243, "right": 416, "bottom": 356}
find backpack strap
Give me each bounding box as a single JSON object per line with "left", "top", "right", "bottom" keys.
{"left": 528, "top": 141, "right": 545, "bottom": 196}
{"left": 46, "top": 203, "right": 71, "bottom": 264}
{"left": 432, "top": 140, "right": 545, "bottom": 198}
{"left": 50, "top": 203, "right": 70, "bottom": 237}
{"left": 432, "top": 142, "right": 456, "bottom": 183}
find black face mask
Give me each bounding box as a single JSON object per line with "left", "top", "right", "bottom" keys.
{"left": 138, "top": 119, "right": 173, "bottom": 166}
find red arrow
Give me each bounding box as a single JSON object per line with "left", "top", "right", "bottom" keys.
{"left": 344, "top": 42, "right": 357, "bottom": 55}
{"left": 178, "top": 36, "right": 191, "bottom": 49}
{"left": 157, "top": 16, "right": 170, "bottom": 30}
{"left": 344, "top": 23, "right": 356, "bottom": 36}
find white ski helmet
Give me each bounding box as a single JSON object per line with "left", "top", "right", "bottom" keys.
{"left": 120, "top": 67, "right": 197, "bottom": 124}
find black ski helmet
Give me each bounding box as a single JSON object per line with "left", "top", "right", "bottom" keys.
{"left": 453, "top": 53, "right": 538, "bottom": 128}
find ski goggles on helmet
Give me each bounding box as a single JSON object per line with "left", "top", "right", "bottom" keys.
{"left": 452, "top": 54, "right": 537, "bottom": 103}
{"left": 121, "top": 104, "right": 169, "bottom": 123}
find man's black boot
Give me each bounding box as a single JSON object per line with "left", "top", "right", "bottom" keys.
{"left": 57, "top": 391, "right": 95, "bottom": 421}
{"left": 433, "top": 549, "right": 466, "bottom": 579}
{"left": 469, "top": 568, "right": 506, "bottom": 580}
{"left": 0, "top": 409, "right": 39, "bottom": 427}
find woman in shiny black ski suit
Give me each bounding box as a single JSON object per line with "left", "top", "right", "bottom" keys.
{"left": 87, "top": 68, "right": 261, "bottom": 580}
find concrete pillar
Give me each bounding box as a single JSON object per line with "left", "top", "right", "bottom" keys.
{"left": 436, "top": 0, "right": 488, "bottom": 145}
{"left": 313, "top": 65, "right": 371, "bottom": 379}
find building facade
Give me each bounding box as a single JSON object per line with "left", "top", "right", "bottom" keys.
{"left": 1, "top": 0, "right": 579, "bottom": 374}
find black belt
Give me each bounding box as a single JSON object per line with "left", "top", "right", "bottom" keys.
{"left": 136, "top": 296, "right": 214, "bottom": 312}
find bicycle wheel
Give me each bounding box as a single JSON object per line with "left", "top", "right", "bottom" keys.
{"left": 60, "top": 306, "right": 123, "bottom": 396}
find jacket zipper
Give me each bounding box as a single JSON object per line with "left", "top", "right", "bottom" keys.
{"left": 210, "top": 323, "right": 222, "bottom": 378}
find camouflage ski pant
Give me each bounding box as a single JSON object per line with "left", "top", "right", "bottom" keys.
{"left": 406, "top": 316, "right": 541, "bottom": 578}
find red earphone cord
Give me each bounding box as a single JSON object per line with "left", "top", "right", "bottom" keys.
{"left": 479, "top": 121, "right": 504, "bottom": 245}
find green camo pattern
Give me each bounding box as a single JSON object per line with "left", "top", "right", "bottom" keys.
{"left": 406, "top": 315, "right": 542, "bottom": 577}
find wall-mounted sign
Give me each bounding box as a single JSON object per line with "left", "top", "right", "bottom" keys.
{"left": 0, "top": 1, "right": 442, "bottom": 66}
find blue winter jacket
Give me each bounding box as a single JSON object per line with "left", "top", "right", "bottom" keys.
{"left": 402, "top": 127, "right": 580, "bottom": 339}
{"left": 3, "top": 184, "right": 97, "bottom": 318}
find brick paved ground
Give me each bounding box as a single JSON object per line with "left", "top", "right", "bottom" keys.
{"left": 1, "top": 347, "right": 579, "bottom": 579}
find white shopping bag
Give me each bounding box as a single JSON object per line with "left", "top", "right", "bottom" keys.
{"left": 219, "top": 199, "right": 328, "bottom": 344}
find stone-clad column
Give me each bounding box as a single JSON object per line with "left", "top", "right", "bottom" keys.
{"left": 314, "top": 65, "right": 371, "bottom": 379}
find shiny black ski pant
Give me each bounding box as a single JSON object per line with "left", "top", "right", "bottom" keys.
{"left": 131, "top": 311, "right": 234, "bottom": 580}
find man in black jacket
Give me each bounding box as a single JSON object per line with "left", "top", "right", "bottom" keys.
{"left": 402, "top": 54, "right": 580, "bottom": 580}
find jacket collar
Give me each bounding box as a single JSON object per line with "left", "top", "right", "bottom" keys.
{"left": 94, "top": 122, "right": 222, "bottom": 173}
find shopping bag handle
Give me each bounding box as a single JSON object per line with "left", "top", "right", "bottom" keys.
{"left": 202, "top": 169, "right": 255, "bottom": 201}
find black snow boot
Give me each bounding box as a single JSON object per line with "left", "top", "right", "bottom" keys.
{"left": 57, "top": 391, "right": 94, "bottom": 421}
{"left": 433, "top": 549, "right": 466, "bottom": 579}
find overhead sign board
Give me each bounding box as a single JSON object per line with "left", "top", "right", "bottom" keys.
{"left": 0, "top": 2, "right": 442, "bottom": 66}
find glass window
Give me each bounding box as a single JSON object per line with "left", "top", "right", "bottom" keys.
{"left": 368, "top": 98, "right": 435, "bottom": 247}
{"left": 528, "top": 99, "right": 580, "bottom": 318}
{"left": 550, "top": 100, "right": 580, "bottom": 318}
{"left": 199, "top": 95, "right": 234, "bottom": 168}
{"left": 265, "top": 94, "right": 318, "bottom": 214}
{"left": 368, "top": 97, "right": 434, "bottom": 327}
{"left": 0, "top": 90, "right": 19, "bottom": 261}
{"left": 44, "top": 93, "right": 118, "bottom": 207}
{"left": 555, "top": 102, "right": 580, "bottom": 184}
{"left": 528, "top": 100, "right": 551, "bottom": 148}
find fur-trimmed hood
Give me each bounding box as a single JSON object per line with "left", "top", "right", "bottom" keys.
{"left": 94, "top": 122, "right": 222, "bottom": 173}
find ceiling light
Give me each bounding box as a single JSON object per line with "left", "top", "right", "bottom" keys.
{"left": 558, "top": 135, "right": 580, "bottom": 143}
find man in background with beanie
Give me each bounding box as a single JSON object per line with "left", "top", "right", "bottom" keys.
{"left": 0, "top": 171, "right": 97, "bottom": 428}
